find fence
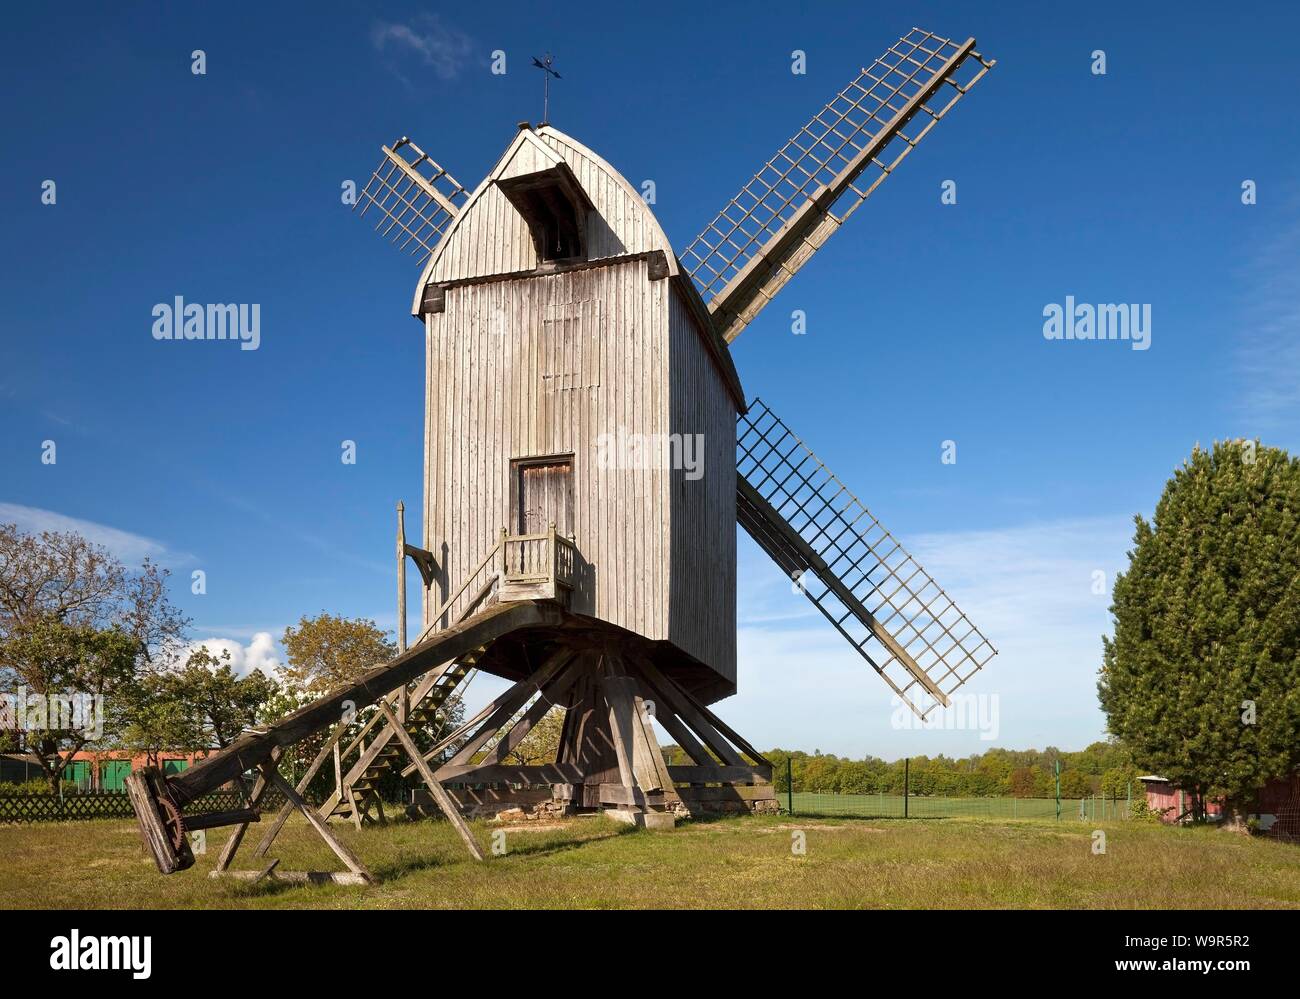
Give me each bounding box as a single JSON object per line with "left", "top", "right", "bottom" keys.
{"left": 0, "top": 789, "right": 294, "bottom": 825}
{"left": 782, "top": 758, "right": 1137, "bottom": 821}
{"left": 789, "top": 791, "right": 1135, "bottom": 821}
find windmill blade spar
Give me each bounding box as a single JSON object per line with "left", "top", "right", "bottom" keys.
{"left": 684, "top": 28, "right": 994, "bottom": 343}
{"left": 736, "top": 398, "right": 997, "bottom": 718}
{"left": 354, "top": 136, "right": 471, "bottom": 259}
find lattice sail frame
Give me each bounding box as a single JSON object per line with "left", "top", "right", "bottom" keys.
{"left": 355, "top": 136, "right": 471, "bottom": 259}
{"left": 736, "top": 398, "right": 997, "bottom": 717}
{"left": 683, "top": 28, "right": 994, "bottom": 342}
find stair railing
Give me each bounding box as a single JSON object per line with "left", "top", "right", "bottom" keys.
{"left": 325, "top": 538, "right": 506, "bottom": 814}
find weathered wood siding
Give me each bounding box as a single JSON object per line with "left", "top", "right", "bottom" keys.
{"left": 420, "top": 126, "right": 738, "bottom": 696}
{"left": 668, "top": 287, "right": 738, "bottom": 688}
{"left": 423, "top": 258, "right": 673, "bottom": 646}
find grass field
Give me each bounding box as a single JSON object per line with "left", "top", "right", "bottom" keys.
{"left": 2, "top": 810, "right": 1299, "bottom": 909}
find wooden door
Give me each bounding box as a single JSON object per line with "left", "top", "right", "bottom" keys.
{"left": 514, "top": 459, "right": 573, "bottom": 535}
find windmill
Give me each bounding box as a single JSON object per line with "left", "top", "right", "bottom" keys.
{"left": 127, "top": 27, "right": 998, "bottom": 882}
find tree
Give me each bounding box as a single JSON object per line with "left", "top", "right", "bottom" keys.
{"left": 3, "top": 619, "right": 141, "bottom": 790}
{"left": 119, "top": 676, "right": 202, "bottom": 770}
{"left": 0, "top": 524, "right": 186, "bottom": 791}
{"left": 142, "top": 646, "right": 280, "bottom": 749}
{"left": 1059, "top": 769, "right": 1092, "bottom": 798}
{"left": 499, "top": 706, "right": 566, "bottom": 766}
{"left": 1009, "top": 767, "right": 1037, "bottom": 798}
{"left": 1099, "top": 441, "right": 1300, "bottom": 822}
{"left": 279, "top": 613, "right": 395, "bottom": 696}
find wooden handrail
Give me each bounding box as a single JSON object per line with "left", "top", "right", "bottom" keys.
{"left": 337, "top": 542, "right": 503, "bottom": 765}
{"left": 413, "top": 536, "right": 504, "bottom": 646}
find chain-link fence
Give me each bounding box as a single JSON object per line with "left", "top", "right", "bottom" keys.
{"left": 788, "top": 791, "right": 1137, "bottom": 821}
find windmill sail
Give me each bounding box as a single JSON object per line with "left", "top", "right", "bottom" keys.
{"left": 355, "top": 136, "right": 471, "bottom": 259}
{"left": 736, "top": 398, "right": 996, "bottom": 718}
{"left": 683, "top": 28, "right": 994, "bottom": 343}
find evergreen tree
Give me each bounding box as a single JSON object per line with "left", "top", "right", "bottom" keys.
{"left": 1098, "top": 441, "right": 1300, "bottom": 820}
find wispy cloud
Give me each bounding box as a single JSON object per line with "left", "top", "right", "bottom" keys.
{"left": 729, "top": 516, "right": 1137, "bottom": 757}
{"left": 1234, "top": 207, "right": 1300, "bottom": 431}
{"left": 371, "top": 15, "right": 474, "bottom": 81}
{"left": 0, "top": 502, "right": 194, "bottom": 568}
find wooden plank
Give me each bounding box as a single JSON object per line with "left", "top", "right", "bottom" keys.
{"left": 667, "top": 764, "right": 772, "bottom": 784}
{"left": 600, "top": 667, "right": 673, "bottom": 794}
{"left": 377, "top": 701, "right": 485, "bottom": 862}
{"left": 442, "top": 650, "right": 575, "bottom": 770}
{"left": 165, "top": 600, "right": 561, "bottom": 804}
{"left": 596, "top": 783, "right": 670, "bottom": 807}
{"left": 125, "top": 768, "right": 192, "bottom": 874}
{"left": 263, "top": 765, "right": 375, "bottom": 884}
{"left": 414, "top": 787, "right": 552, "bottom": 809}
{"left": 628, "top": 658, "right": 715, "bottom": 766}
{"left": 211, "top": 869, "right": 371, "bottom": 886}
{"left": 677, "top": 784, "right": 777, "bottom": 802}
{"left": 668, "top": 676, "right": 771, "bottom": 766}
{"left": 634, "top": 659, "right": 744, "bottom": 766}
{"left": 482, "top": 656, "right": 583, "bottom": 765}
{"left": 183, "top": 807, "right": 260, "bottom": 832}
{"left": 214, "top": 746, "right": 283, "bottom": 873}
{"left": 435, "top": 762, "right": 581, "bottom": 784}
{"left": 255, "top": 724, "right": 348, "bottom": 858}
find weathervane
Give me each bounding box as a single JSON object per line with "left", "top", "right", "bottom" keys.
{"left": 531, "top": 52, "right": 560, "bottom": 124}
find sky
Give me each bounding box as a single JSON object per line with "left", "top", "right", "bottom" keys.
{"left": 2, "top": 1, "right": 1298, "bottom": 760}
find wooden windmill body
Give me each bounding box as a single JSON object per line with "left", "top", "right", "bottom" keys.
{"left": 126, "top": 28, "right": 1001, "bottom": 880}
{"left": 417, "top": 124, "right": 742, "bottom": 703}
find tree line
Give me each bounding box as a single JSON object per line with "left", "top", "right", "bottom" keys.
{"left": 757, "top": 744, "right": 1143, "bottom": 799}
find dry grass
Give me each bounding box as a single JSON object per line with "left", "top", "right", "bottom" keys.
{"left": 1, "top": 811, "right": 1298, "bottom": 909}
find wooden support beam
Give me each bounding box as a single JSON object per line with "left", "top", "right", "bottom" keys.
{"left": 482, "top": 656, "right": 583, "bottom": 765}
{"left": 599, "top": 664, "right": 674, "bottom": 795}
{"left": 441, "top": 650, "right": 575, "bottom": 771}
{"left": 254, "top": 722, "right": 349, "bottom": 859}
{"left": 184, "top": 807, "right": 260, "bottom": 832}
{"left": 634, "top": 659, "right": 745, "bottom": 767}
{"left": 641, "top": 692, "right": 713, "bottom": 767}
{"left": 262, "top": 763, "right": 375, "bottom": 884}
{"left": 376, "top": 701, "right": 484, "bottom": 862}
{"left": 667, "top": 764, "right": 773, "bottom": 784}
{"left": 212, "top": 869, "right": 371, "bottom": 887}
{"left": 164, "top": 600, "right": 561, "bottom": 804}
{"left": 556, "top": 668, "right": 620, "bottom": 784}
{"left": 435, "top": 763, "right": 581, "bottom": 784}
{"left": 214, "top": 747, "right": 282, "bottom": 874}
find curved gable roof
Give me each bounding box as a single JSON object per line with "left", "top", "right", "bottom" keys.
{"left": 409, "top": 126, "right": 744, "bottom": 408}
{"left": 412, "top": 125, "right": 679, "bottom": 309}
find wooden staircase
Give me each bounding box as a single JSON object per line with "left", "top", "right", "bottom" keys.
{"left": 320, "top": 645, "right": 486, "bottom": 824}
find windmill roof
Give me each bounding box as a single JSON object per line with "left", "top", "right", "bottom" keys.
{"left": 412, "top": 124, "right": 744, "bottom": 409}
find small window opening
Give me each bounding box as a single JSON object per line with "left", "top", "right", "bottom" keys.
{"left": 497, "top": 164, "right": 593, "bottom": 264}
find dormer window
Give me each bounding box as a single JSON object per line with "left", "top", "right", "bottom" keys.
{"left": 496, "top": 163, "right": 593, "bottom": 264}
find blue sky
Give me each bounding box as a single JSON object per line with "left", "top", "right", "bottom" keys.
{"left": 2, "top": 1, "right": 1298, "bottom": 759}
